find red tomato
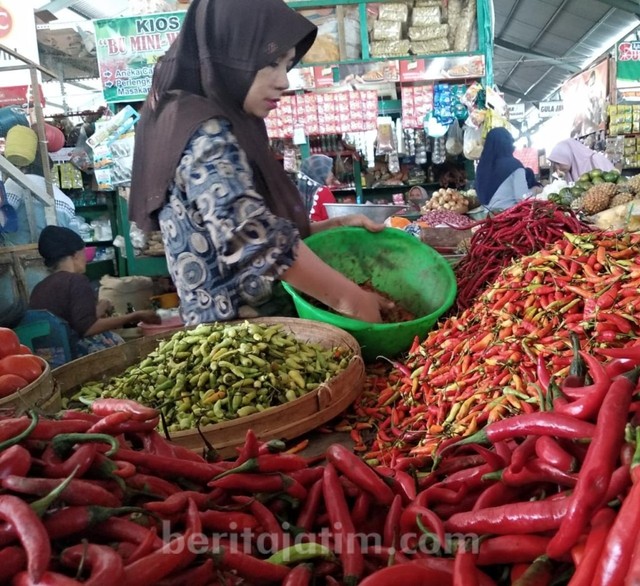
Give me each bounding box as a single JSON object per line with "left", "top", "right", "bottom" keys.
{"left": 0, "top": 355, "right": 44, "bottom": 383}
{"left": 0, "top": 328, "right": 20, "bottom": 359}
{"left": 0, "top": 374, "right": 29, "bottom": 398}
{"left": 15, "top": 345, "right": 33, "bottom": 355}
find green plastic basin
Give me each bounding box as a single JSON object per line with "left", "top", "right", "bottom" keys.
{"left": 282, "top": 227, "right": 457, "bottom": 362}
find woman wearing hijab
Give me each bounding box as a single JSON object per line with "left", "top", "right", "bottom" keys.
{"left": 296, "top": 154, "right": 337, "bottom": 222}
{"left": 547, "top": 139, "right": 614, "bottom": 183}
{"left": 475, "top": 128, "right": 531, "bottom": 210}
{"left": 130, "top": 0, "right": 390, "bottom": 324}
{"left": 29, "top": 226, "right": 159, "bottom": 358}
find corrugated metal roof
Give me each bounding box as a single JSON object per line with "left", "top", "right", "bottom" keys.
{"left": 494, "top": 0, "right": 640, "bottom": 105}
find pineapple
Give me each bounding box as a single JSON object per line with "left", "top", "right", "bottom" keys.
{"left": 610, "top": 193, "right": 635, "bottom": 207}
{"left": 570, "top": 197, "right": 584, "bottom": 212}
{"left": 626, "top": 174, "right": 640, "bottom": 195}
{"left": 581, "top": 183, "right": 616, "bottom": 214}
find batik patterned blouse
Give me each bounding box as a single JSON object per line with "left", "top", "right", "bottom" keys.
{"left": 158, "top": 118, "right": 300, "bottom": 324}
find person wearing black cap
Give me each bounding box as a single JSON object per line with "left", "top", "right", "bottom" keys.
{"left": 29, "top": 226, "right": 159, "bottom": 357}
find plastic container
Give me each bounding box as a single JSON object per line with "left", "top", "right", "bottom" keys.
{"left": 0, "top": 107, "right": 29, "bottom": 138}
{"left": 4, "top": 125, "right": 38, "bottom": 167}
{"left": 282, "top": 227, "right": 457, "bottom": 361}
{"left": 324, "top": 203, "right": 407, "bottom": 224}
{"left": 39, "top": 123, "right": 65, "bottom": 153}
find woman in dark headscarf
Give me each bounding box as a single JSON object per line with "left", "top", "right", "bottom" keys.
{"left": 296, "top": 154, "right": 337, "bottom": 221}
{"left": 130, "top": 0, "right": 389, "bottom": 324}
{"left": 475, "top": 128, "right": 531, "bottom": 210}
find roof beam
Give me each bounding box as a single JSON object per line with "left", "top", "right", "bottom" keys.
{"left": 596, "top": 0, "right": 640, "bottom": 17}
{"left": 33, "top": 0, "right": 81, "bottom": 13}
{"left": 500, "top": 86, "right": 530, "bottom": 102}
{"left": 495, "top": 39, "right": 581, "bottom": 73}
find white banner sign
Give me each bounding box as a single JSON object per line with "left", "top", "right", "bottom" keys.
{"left": 0, "top": 0, "right": 39, "bottom": 87}
{"left": 507, "top": 103, "right": 526, "bottom": 120}
{"left": 539, "top": 101, "right": 564, "bottom": 118}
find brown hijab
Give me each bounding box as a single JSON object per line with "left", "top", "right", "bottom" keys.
{"left": 129, "top": 0, "right": 317, "bottom": 235}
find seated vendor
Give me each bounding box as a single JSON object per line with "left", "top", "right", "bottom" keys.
{"left": 29, "top": 226, "right": 160, "bottom": 357}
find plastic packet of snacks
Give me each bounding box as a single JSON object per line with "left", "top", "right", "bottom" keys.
{"left": 377, "top": 3, "right": 409, "bottom": 22}
{"left": 412, "top": 6, "right": 441, "bottom": 27}
{"left": 411, "top": 38, "right": 450, "bottom": 55}
{"left": 372, "top": 20, "right": 403, "bottom": 41}
{"left": 408, "top": 24, "right": 449, "bottom": 41}
{"left": 370, "top": 40, "right": 411, "bottom": 57}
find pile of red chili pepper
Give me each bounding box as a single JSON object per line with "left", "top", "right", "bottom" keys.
{"left": 4, "top": 351, "right": 640, "bottom": 585}
{"left": 342, "top": 230, "right": 640, "bottom": 461}
{"left": 453, "top": 200, "right": 591, "bottom": 312}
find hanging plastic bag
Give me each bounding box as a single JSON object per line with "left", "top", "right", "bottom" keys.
{"left": 376, "top": 117, "right": 395, "bottom": 155}
{"left": 445, "top": 121, "right": 464, "bottom": 156}
{"left": 463, "top": 125, "right": 484, "bottom": 160}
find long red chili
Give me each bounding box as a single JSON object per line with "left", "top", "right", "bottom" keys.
{"left": 591, "top": 428, "right": 640, "bottom": 586}
{"left": 322, "top": 463, "right": 363, "bottom": 586}
{"left": 0, "top": 545, "right": 27, "bottom": 582}
{"left": 547, "top": 368, "right": 639, "bottom": 559}
{"left": 534, "top": 436, "right": 576, "bottom": 473}
{"left": 12, "top": 570, "right": 81, "bottom": 585}
{"left": 211, "top": 544, "right": 291, "bottom": 583}
{"left": 60, "top": 543, "right": 125, "bottom": 586}
{"left": 210, "top": 473, "right": 307, "bottom": 500}
{"left": 116, "top": 448, "right": 225, "bottom": 483}
{"left": 295, "top": 478, "right": 323, "bottom": 533}
{"left": 232, "top": 495, "right": 285, "bottom": 551}
{"left": 154, "top": 559, "right": 216, "bottom": 586}
{"left": 453, "top": 543, "right": 479, "bottom": 586}
{"left": 555, "top": 351, "right": 611, "bottom": 421}
{"left": 383, "top": 494, "right": 403, "bottom": 548}
{"left": 2, "top": 475, "right": 120, "bottom": 508}
{"left": 213, "top": 454, "right": 307, "bottom": 479}
{"left": 40, "top": 443, "right": 97, "bottom": 479}
{"left": 0, "top": 445, "right": 31, "bottom": 480}
{"left": 476, "top": 535, "right": 551, "bottom": 566}
{"left": 0, "top": 495, "right": 50, "bottom": 582}
{"left": 326, "top": 444, "right": 394, "bottom": 505}
{"left": 91, "top": 398, "right": 158, "bottom": 421}
{"left": 44, "top": 506, "right": 156, "bottom": 542}
{"left": 448, "top": 413, "right": 595, "bottom": 451}
{"left": 566, "top": 507, "right": 616, "bottom": 586}
{"left": 281, "top": 563, "right": 312, "bottom": 586}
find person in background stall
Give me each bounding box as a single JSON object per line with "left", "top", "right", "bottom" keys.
{"left": 547, "top": 138, "right": 615, "bottom": 183}
{"left": 29, "top": 226, "right": 160, "bottom": 357}
{"left": 129, "top": 0, "right": 392, "bottom": 325}
{"left": 2, "top": 159, "right": 79, "bottom": 246}
{"left": 475, "top": 127, "right": 532, "bottom": 211}
{"left": 296, "top": 154, "right": 338, "bottom": 222}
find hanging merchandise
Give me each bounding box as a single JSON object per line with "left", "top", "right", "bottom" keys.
{"left": 283, "top": 146, "right": 298, "bottom": 173}
{"left": 376, "top": 116, "right": 395, "bottom": 155}
{"left": 86, "top": 106, "right": 139, "bottom": 150}
{"left": 445, "top": 120, "right": 464, "bottom": 156}
{"left": 4, "top": 125, "right": 38, "bottom": 167}
{"left": 395, "top": 118, "right": 406, "bottom": 156}
{"left": 463, "top": 123, "right": 484, "bottom": 160}
{"left": 93, "top": 145, "right": 115, "bottom": 191}
{"left": 432, "top": 136, "right": 447, "bottom": 164}
{"left": 424, "top": 111, "right": 449, "bottom": 138}
{"left": 433, "top": 84, "right": 456, "bottom": 126}
{"left": 57, "top": 163, "right": 84, "bottom": 190}
{"left": 388, "top": 151, "right": 400, "bottom": 174}
{"left": 110, "top": 132, "right": 135, "bottom": 186}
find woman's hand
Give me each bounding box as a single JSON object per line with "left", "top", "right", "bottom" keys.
{"left": 96, "top": 299, "right": 113, "bottom": 318}
{"left": 334, "top": 288, "right": 394, "bottom": 323}
{"left": 337, "top": 213, "right": 385, "bottom": 233}
{"left": 134, "top": 310, "right": 161, "bottom": 325}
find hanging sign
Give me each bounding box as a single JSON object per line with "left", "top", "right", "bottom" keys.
{"left": 538, "top": 101, "right": 564, "bottom": 118}
{"left": 617, "top": 41, "right": 640, "bottom": 89}
{"left": 93, "top": 11, "right": 186, "bottom": 103}
{"left": 0, "top": 0, "right": 40, "bottom": 88}
{"left": 0, "top": 84, "right": 44, "bottom": 107}
{"left": 507, "top": 103, "right": 526, "bottom": 120}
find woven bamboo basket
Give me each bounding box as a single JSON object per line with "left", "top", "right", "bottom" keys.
{"left": 53, "top": 318, "right": 365, "bottom": 458}
{"left": 0, "top": 357, "right": 59, "bottom": 414}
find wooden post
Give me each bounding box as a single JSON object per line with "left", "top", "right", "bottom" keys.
{"left": 30, "top": 67, "right": 57, "bottom": 227}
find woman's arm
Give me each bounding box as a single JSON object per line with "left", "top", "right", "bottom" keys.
{"left": 310, "top": 213, "right": 385, "bottom": 235}
{"left": 83, "top": 310, "right": 160, "bottom": 337}
{"left": 282, "top": 241, "right": 386, "bottom": 322}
